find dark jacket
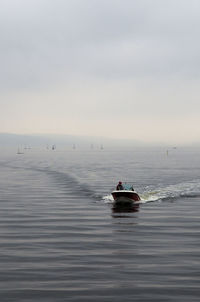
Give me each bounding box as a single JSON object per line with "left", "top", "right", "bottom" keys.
{"left": 116, "top": 184, "right": 124, "bottom": 190}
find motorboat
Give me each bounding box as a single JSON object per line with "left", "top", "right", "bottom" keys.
{"left": 111, "top": 184, "right": 140, "bottom": 204}
{"left": 112, "top": 190, "right": 140, "bottom": 204}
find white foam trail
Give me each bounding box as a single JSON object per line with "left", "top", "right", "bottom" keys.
{"left": 141, "top": 179, "right": 200, "bottom": 203}
{"left": 102, "top": 194, "right": 114, "bottom": 204}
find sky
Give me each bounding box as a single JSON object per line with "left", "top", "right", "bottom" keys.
{"left": 1, "top": 0, "right": 200, "bottom": 145}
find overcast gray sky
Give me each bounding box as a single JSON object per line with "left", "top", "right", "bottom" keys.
{"left": 1, "top": 0, "right": 200, "bottom": 144}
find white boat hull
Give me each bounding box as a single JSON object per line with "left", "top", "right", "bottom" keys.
{"left": 111, "top": 190, "right": 140, "bottom": 204}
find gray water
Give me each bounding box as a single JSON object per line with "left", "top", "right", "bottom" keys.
{"left": 0, "top": 147, "right": 200, "bottom": 301}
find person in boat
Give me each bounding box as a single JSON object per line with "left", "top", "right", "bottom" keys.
{"left": 116, "top": 181, "right": 124, "bottom": 190}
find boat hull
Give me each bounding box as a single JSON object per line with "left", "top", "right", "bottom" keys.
{"left": 111, "top": 190, "right": 140, "bottom": 204}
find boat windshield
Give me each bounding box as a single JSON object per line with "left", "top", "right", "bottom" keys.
{"left": 123, "top": 183, "right": 134, "bottom": 190}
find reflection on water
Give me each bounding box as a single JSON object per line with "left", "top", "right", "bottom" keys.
{"left": 112, "top": 203, "right": 140, "bottom": 215}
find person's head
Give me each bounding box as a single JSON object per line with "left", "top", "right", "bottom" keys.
{"left": 119, "top": 181, "right": 122, "bottom": 185}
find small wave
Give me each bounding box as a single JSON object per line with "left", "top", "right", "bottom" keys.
{"left": 22, "top": 166, "right": 100, "bottom": 200}
{"left": 45, "top": 169, "right": 100, "bottom": 199}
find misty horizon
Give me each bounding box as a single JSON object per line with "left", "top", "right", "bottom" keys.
{"left": 0, "top": 132, "right": 199, "bottom": 148}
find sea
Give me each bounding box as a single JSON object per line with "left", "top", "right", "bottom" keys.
{"left": 0, "top": 146, "right": 200, "bottom": 302}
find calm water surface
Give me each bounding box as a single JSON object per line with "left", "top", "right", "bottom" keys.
{"left": 0, "top": 147, "right": 200, "bottom": 301}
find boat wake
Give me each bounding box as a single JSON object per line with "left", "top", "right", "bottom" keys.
{"left": 4, "top": 160, "right": 200, "bottom": 204}
{"left": 34, "top": 167, "right": 103, "bottom": 199}
{"left": 142, "top": 179, "right": 200, "bottom": 203}
{"left": 4, "top": 162, "right": 102, "bottom": 200}
{"left": 103, "top": 179, "right": 200, "bottom": 204}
